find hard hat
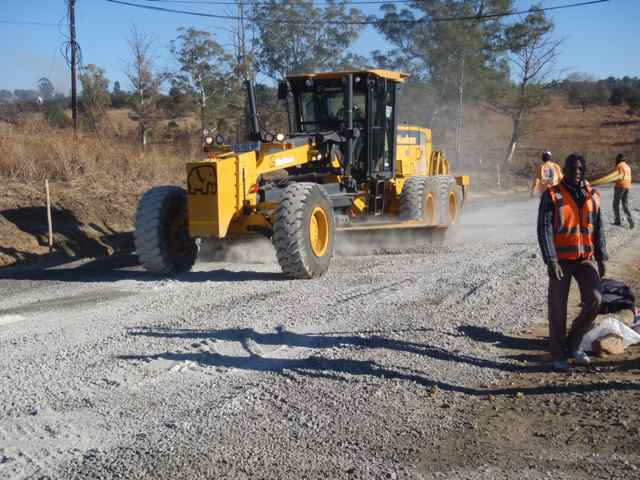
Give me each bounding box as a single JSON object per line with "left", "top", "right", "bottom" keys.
{"left": 542, "top": 151, "right": 552, "bottom": 161}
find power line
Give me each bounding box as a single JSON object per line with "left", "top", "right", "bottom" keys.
{"left": 106, "top": 0, "right": 612, "bottom": 25}
{"left": 136, "top": 0, "right": 416, "bottom": 5}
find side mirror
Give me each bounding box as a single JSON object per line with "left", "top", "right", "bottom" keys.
{"left": 277, "top": 81, "right": 290, "bottom": 100}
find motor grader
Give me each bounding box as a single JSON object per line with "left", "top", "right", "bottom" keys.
{"left": 134, "top": 69, "right": 469, "bottom": 278}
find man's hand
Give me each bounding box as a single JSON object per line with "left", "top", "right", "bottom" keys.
{"left": 597, "top": 260, "right": 606, "bottom": 278}
{"left": 547, "top": 261, "right": 564, "bottom": 281}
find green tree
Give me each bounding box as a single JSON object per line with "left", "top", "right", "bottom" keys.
{"left": 249, "top": 0, "right": 366, "bottom": 81}
{"left": 111, "top": 81, "right": 129, "bottom": 108}
{"left": 566, "top": 73, "right": 609, "bottom": 112}
{"left": 13, "top": 89, "right": 38, "bottom": 102}
{"left": 79, "top": 64, "right": 111, "bottom": 129}
{"left": 0, "top": 90, "right": 14, "bottom": 104}
{"left": 376, "top": 0, "right": 513, "bottom": 127}
{"left": 170, "top": 27, "right": 233, "bottom": 131}
{"left": 125, "top": 25, "right": 165, "bottom": 147}
{"left": 501, "top": 6, "right": 560, "bottom": 164}
{"left": 37, "top": 77, "right": 55, "bottom": 101}
{"left": 609, "top": 86, "right": 626, "bottom": 106}
{"left": 46, "top": 102, "right": 71, "bottom": 128}
{"left": 626, "top": 87, "right": 640, "bottom": 114}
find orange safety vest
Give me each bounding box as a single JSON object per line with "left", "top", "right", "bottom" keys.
{"left": 549, "top": 183, "right": 600, "bottom": 261}
{"left": 616, "top": 161, "right": 632, "bottom": 189}
{"left": 537, "top": 161, "right": 563, "bottom": 188}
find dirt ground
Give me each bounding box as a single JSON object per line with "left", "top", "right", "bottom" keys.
{"left": 0, "top": 178, "right": 144, "bottom": 268}
{"left": 418, "top": 241, "right": 640, "bottom": 479}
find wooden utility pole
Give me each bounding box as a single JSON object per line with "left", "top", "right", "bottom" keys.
{"left": 69, "top": 0, "right": 79, "bottom": 131}
{"left": 45, "top": 179, "right": 53, "bottom": 254}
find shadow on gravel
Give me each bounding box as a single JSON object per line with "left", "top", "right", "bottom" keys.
{"left": 119, "top": 327, "right": 640, "bottom": 397}
{"left": 456, "top": 325, "right": 547, "bottom": 351}
{"left": 121, "top": 326, "right": 591, "bottom": 396}
{"left": 0, "top": 255, "right": 285, "bottom": 283}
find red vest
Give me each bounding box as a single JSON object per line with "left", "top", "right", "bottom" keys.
{"left": 549, "top": 183, "right": 600, "bottom": 261}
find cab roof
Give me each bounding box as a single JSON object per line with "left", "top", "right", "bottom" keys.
{"left": 287, "top": 69, "right": 409, "bottom": 83}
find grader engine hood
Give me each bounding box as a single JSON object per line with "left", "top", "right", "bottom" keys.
{"left": 187, "top": 143, "right": 313, "bottom": 239}
{"left": 187, "top": 150, "right": 260, "bottom": 238}
{"left": 188, "top": 158, "right": 236, "bottom": 238}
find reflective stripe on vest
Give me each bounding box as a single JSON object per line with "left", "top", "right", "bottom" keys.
{"left": 549, "top": 183, "right": 600, "bottom": 261}
{"left": 616, "top": 162, "right": 632, "bottom": 189}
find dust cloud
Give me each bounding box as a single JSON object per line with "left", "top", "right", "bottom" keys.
{"left": 197, "top": 237, "right": 278, "bottom": 265}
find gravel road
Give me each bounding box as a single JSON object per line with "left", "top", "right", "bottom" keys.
{"left": 0, "top": 186, "right": 638, "bottom": 480}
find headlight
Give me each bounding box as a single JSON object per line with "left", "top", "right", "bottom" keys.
{"left": 215, "top": 134, "right": 225, "bottom": 145}
{"left": 204, "top": 136, "right": 214, "bottom": 145}
{"left": 203, "top": 128, "right": 210, "bottom": 136}
{"left": 276, "top": 133, "right": 285, "bottom": 142}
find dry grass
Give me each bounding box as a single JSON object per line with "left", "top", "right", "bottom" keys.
{"left": 516, "top": 95, "right": 640, "bottom": 178}
{"left": 0, "top": 116, "right": 197, "bottom": 186}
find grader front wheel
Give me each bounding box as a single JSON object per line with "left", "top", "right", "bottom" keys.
{"left": 273, "top": 183, "right": 335, "bottom": 279}
{"left": 134, "top": 186, "right": 199, "bottom": 275}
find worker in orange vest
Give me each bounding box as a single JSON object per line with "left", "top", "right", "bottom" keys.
{"left": 531, "top": 151, "right": 563, "bottom": 197}
{"left": 612, "top": 153, "right": 634, "bottom": 228}
{"left": 590, "top": 153, "right": 634, "bottom": 228}
{"left": 537, "top": 153, "right": 608, "bottom": 371}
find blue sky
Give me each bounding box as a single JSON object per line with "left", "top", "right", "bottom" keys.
{"left": 0, "top": 0, "right": 637, "bottom": 93}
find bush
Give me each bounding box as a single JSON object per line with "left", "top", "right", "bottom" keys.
{"left": 46, "top": 103, "right": 72, "bottom": 129}
{"left": 625, "top": 88, "right": 640, "bottom": 114}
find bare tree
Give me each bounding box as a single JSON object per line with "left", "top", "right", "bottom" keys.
{"left": 125, "top": 25, "right": 163, "bottom": 147}
{"left": 503, "top": 7, "right": 562, "bottom": 164}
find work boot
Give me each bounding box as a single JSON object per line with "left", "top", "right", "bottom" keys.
{"left": 629, "top": 219, "right": 635, "bottom": 229}
{"left": 612, "top": 221, "right": 622, "bottom": 226}
{"left": 573, "top": 350, "right": 591, "bottom": 366}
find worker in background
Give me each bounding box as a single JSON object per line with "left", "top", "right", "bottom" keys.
{"left": 591, "top": 153, "right": 634, "bottom": 229}
{"left": 531, "top": 151, "right": 563, "bottom": 197}
{"left": 537, "top": 153, "right": 607, "bottom": 371}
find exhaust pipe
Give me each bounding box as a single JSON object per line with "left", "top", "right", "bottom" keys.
{"left": 343, "top": 74, "right": 353, "bottom": 177}
{"left": 245, "top": 80, "right": 261, "bottom": 142}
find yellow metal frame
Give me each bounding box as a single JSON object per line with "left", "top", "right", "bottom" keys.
{"left": 187, "top": 141, "right": 314, "bottom": 238}
{"left": 288, "top": 69, "right": 408, "bottom": 83}
{"left": 186, "top": 81, "right": 470, "bottom": 241}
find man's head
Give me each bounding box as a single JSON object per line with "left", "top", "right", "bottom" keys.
{"left": 616, "top": 153, "right": 625, "bottom": 164}
{"left": 563, "top": 154, "right": 586, "bottom": 187}
{"left": 542, "top": 151, "right": 552, "bottom": 162}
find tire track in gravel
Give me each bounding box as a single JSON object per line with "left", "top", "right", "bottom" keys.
{"left": 4, "top": 188, "right": 637, "bottom": 480}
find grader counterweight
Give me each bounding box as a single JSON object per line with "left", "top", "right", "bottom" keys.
{"left": 134, "top": 69, "right": 469, "bottom": 279}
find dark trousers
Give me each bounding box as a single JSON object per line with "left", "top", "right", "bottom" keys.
{"left": 613, "top": 187, "right": 633, "bottom": 225}
{"left": 548, "top": 260, "right": 602, "bottom": 361}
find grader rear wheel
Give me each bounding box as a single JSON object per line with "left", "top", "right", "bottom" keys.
{"left": 434, "top": 175, "right": 460, "bottom": 226}
{"left": 134, "top": 186, "right": 198, "bottom": 275}
{"left": 273, "top": 183, "right": 335, "bottom": 279}
{"left": 399, "top": 176, "right": 439, "bottom": 224}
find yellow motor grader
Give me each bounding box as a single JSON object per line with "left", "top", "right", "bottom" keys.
{"left": 134, "top": 69, "right": 469, "bottom": 278}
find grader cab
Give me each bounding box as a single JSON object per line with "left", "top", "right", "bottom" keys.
{"left": 134, "top": 69, "right": 469, "bottom": 279}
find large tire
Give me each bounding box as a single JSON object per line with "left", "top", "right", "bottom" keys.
{"left": 134, "top": 186, "right": 198, "bottom": 275}
{"left": 273, "top": 183, "right": 335, "bottom": 279}
{"left": 434, "top": 175, "right": 460, "bottom": 226}
{"left": 399, "top": 176, "right": 438, "bottom": 224}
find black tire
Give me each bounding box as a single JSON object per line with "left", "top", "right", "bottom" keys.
{"left": 273, "top": 183, "right": 335, "bottom": 279}
{"left": 434, "top": 175, "right": 460, "bottom": 226}
{"left": 134, "top": 186, "right": 198, "bottom": 275}
{"left": 399, "top": 176, "right": 439, "bottom": 224}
